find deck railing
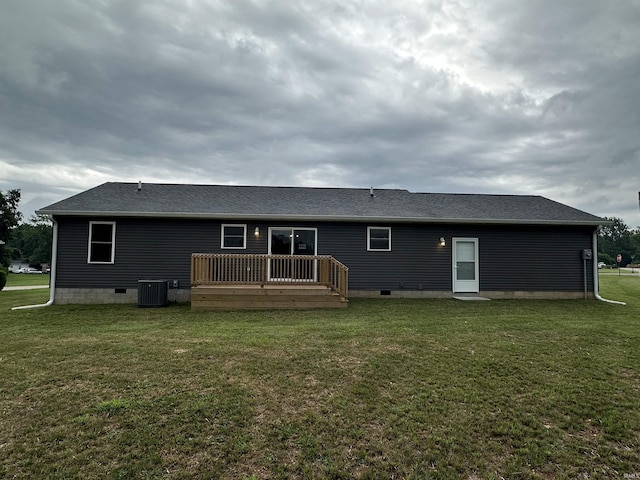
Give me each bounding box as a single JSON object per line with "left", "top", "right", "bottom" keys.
{"left": 191, "top": 253, "right": 349, "bottom": 298}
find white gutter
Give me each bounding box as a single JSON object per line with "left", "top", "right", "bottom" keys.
{"left": 12, "top": 218, "right": 58, "bottom": 310}
{"left": 592, "top": 229, "right": 625, "bottom": 305}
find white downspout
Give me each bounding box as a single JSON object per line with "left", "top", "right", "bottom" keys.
{"left": 12, "top": 218, "right": 58, "bottom": 310}
{"left": 592, "top": 229, "right": 626, "bottom": 305}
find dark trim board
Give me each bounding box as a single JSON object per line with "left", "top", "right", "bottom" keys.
{"left": 53, "top": 216, "right": 596, "bottom": 300}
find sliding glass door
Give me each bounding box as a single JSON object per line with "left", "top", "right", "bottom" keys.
{"left": 268, "top": 228, "right": 317, "bottom": 281}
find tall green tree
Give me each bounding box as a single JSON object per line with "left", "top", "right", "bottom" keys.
{"left": 7, "top": 214, "right": 52, "bottom": 268}
{"left": 598, "top": 217, "right": 633, "bottom": 265}
{"left": 0, "top": 189, "right": 22, "bottom": 267}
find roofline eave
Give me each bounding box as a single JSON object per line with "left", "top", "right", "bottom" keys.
{"left": 38, "top": 209, "right": 610, "bottom": 227}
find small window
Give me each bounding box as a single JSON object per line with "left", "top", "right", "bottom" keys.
{"left": 221, "top": 224, "right": 247, "bottom": 249}
{"left": 367, "top": 227, "right": 391, "bottom": 251}
{"left": 88, "top": 221, "right": 116, "bottom": 264}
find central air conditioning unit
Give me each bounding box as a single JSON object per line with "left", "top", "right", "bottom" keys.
{"left": 137, "top": 280, "right": 168, "bottom": 308}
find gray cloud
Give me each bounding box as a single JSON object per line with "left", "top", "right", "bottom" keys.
{"left": 1, "top": 0, "right": 639, "bottom": 226}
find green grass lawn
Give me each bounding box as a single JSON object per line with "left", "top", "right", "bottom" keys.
{"left": 5, "top": 272, "right": 50, "bottom": 287}
{"left": 1, "top": 277, "right": 639, "bottom": 479}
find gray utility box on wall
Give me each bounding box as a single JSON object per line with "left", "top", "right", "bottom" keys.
{"left": 138, "top": 280, "right": 168, "bottom": 308}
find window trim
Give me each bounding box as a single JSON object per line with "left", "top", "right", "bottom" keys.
{"left": 221, "top": 224, "right": 247, "bottom": 249}
{"left": 87, "top": 221, "right": 116, "bottom": 264}
{"left": 367, "top": 226, "right": 391, "bottom": 251}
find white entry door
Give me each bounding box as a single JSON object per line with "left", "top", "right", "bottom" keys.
{"left": 453, "top": 238, "right": 479, "bottom": 293}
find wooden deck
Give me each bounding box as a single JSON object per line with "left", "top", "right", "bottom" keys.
{"left": 190, "top": 253, "right": 349, "bottom": 310}
{"left": 191, "top": 284, "right": 348, "bottom": 310}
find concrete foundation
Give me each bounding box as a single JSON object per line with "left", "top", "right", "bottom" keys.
{"left": 54, "top": 287, "right": 191, "bottom": 304}
{"left": 52, "top": 288, "right": 592, "bottom": 304}
{"left": 349, "top": 290, "right": 591, "bottom": 300}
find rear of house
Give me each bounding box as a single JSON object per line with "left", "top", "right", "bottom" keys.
{"left": 38, "top": 183, "right": 606, "bottom": 305}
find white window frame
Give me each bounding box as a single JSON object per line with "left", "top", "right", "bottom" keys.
{"left": 221, "top": 224, "right": 247, "bottom": 249}
{"left": 367, "top": 226, "right": 391, "bottom": 251}
{"left": 87, "top": 221, "right": 116, "bottom": 264}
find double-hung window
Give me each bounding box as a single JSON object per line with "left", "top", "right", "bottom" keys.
{"left": 221, "top": 224, "right": 247, "bottom": 249}
{"left": 88, "top": 221, "right": 116, "bottom": 263}
{"left": 367, "top": 226, "right": 391, "bottom": 251}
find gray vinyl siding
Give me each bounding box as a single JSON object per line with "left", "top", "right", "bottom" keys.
{"left": 323, "top": 223, "right": 594, "bottom": 292}
{"left": 56, "top": 217, "right": 224, "bottom": 289}
{"left": 54, "top": 216, "right": 596, "bottom": 292}
{"left": 477, "top": 226, "right": 593, "bottom": 291}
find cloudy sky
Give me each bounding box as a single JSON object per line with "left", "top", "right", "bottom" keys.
{"left": 1, "top": 0, "right": 639, "bottom": 226}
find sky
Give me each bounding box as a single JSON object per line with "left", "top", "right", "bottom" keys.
{"left": 1, "top": 0, "right": 639, "bottom": 227}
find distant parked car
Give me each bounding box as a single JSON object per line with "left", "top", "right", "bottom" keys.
{"left": 597, "top": 262, "right": 607, "bottom": 269}
{"left": 21, "top": 267, "right": 43, "bottom": 274}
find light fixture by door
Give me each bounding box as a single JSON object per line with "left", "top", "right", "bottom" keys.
{"left": 439, "top": 237, "right": 446, "bottom": 247}
{"left": 254, "top": 227, "right": 260, "bottom": 236}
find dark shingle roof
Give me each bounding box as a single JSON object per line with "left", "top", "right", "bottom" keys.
{"left": 38, "top": 182, "right": 606, "bottom": 226}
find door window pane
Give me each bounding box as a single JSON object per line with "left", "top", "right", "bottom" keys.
{"left": 457, "top": 262, "right": 476, "bottom": 280}
{"left": 293, "top": 230, "right": 315, "bottom": 255}
{"left": 457, "top": 242, "right": 475, "bottom": 262}
{"left": 271, "top": 229, "right": 292, "bottom": 255}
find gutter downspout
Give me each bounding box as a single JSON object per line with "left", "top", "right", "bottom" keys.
{"left": 12, "top": 218, "right": 58, "bottom": 310}
{"left": 592, "top": 229, "right": 626, "bottom": 305}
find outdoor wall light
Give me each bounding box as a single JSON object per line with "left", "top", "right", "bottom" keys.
{"left": 254, "top": 227, "right": 260, "bottom": 237}
{"left": 439, "top": 237, "right": 446, "bottom": 247}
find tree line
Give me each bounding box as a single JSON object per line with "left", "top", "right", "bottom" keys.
{"left": 597, "top": 217, "right": 640, "bottom": 266}
{"left": 1, "top": 189, "right": 52, "bottom": 269}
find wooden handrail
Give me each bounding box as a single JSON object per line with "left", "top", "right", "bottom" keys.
{"left": 191, "top": 253, "right": 348, "bottom": 298}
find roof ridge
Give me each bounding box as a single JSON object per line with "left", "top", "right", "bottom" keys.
{"left": 411, "top": 191, "right": 543, "bottom": 198}
{"left": 111, "top": 182, "right": 410, "bottom": 192}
